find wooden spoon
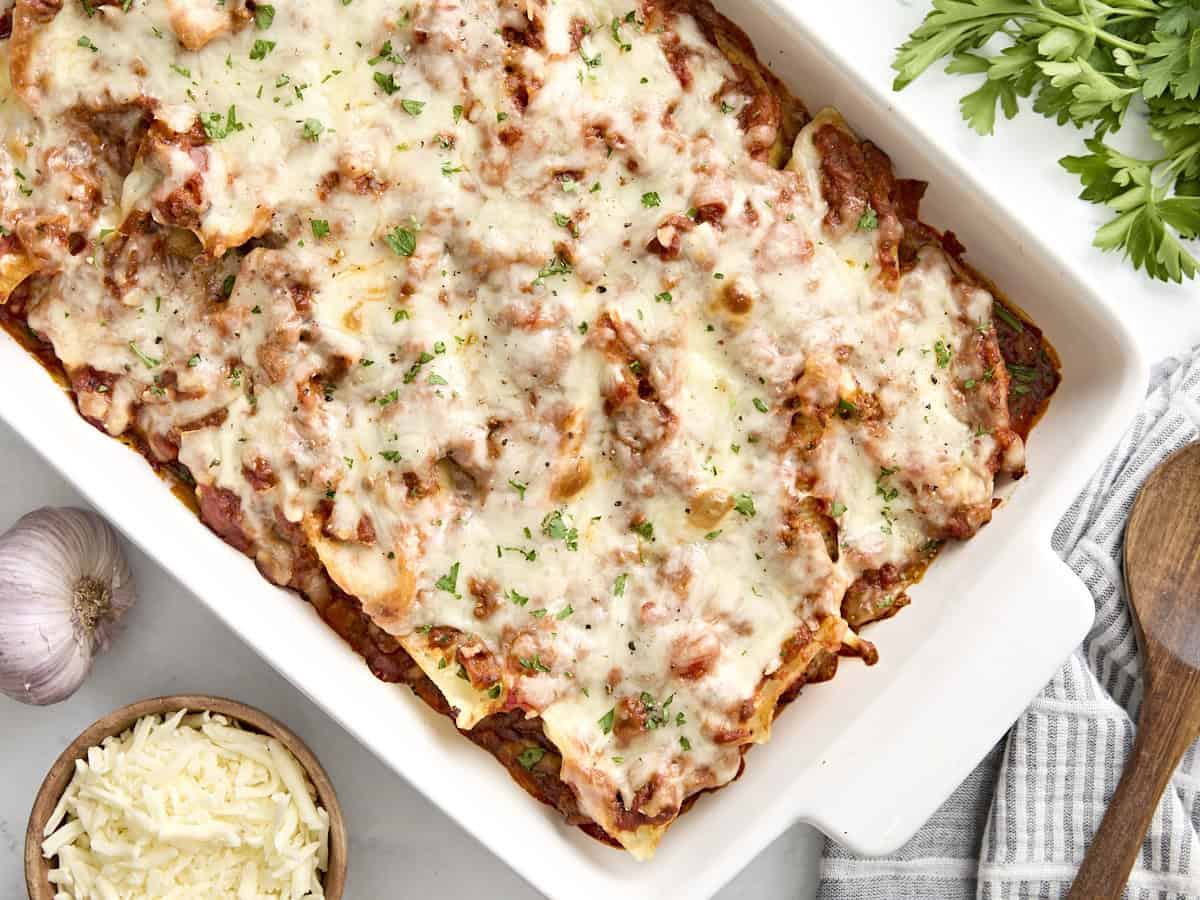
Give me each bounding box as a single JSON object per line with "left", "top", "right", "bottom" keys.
{"left": 1067, "top": 442, "right": 1200, "bottom": 899}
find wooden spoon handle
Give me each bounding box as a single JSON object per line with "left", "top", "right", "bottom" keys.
{"left": 1067, "top": 692, "right": 1198, "bottom": 900}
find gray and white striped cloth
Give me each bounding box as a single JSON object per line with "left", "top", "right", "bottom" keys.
{"left": 819, "top": 348, "right": 1200, "bottom": 900}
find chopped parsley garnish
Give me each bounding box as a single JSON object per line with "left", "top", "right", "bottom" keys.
{"left": 541, "top": 509, "right": 579, "bottom": 550}
{"left": 377, "top": 389, "right": 399, "bottom": 406}
{"left": 733, "top": 492, "right": 756, "bottom": 518}
{"left": 1007, "top": 363, "right": 1039, "bottom": 383}
{"left": 598, "top": 708, "right": 615, "bottom": 735}
{"left": 752, "top": 397, "right": 769, "bottom": 413}
{"left": 639, "top": 692, "right": 675, "bottom": 730}
{"left": 374, "top": 72, "right": 400, "bottom": 94}
{"left": 220, "top": 274, "right": 236, "bottom": 297}
{"left": 77, "top": 35, "right": 99, "bottom": 52}
{"left": 705, "top": 530, "right": 722, "bottom": 540}
{"left": 610, "top": 15, "right": 633, "bottom": 51}
{"left": 519, "top": 655, "right": 551, "bottom": 673}
{"left": 516, "top": 747, "right": 545, "bottom": 770}
{"left": 613, "top": 573, "right": 628, "bottom": 596}
{"left": 488, "top": 684, "right": 503, "bottom": 699}
{"left": 994, "top": 305, "right": 1024, "bottom": 333}
{"left": 187, "top": 353, "right": 201, "bottom": 368}
{"left": 631, "top": 520, "right": 655, "bottom": 542}
{"left": 553, "top": 212, "right": 571, "bottom": 228}
{"left": 640, "top": 191, "right": 661, "bottom": 208}
{"left": 400, "top": 98, "right": 425, "bottom": 116}
{"left": 508, "top": 588, "right": 529, "bottom": 606}
{"left": 254, "top": 5, "right": 275, "bottom": 29}
{"left": 876, "top": 467, "right": 900, "bottom": 503}
{"left": 379, "top": 450, "right": 401, "bottom": 462}
{"left": 829, "top": 501, "right": 847, "bottom": 517}
{"left": 679, "top": 736, "right": 691, "bottom": 751}
{"left": 452, "top": 104, "right": 464, "bottom": 123}
{"left": 654, "top": 291, "right": 672, "bottom": 303}
{"left": 302, "top": 118, "right": 325, "bottom": 141}
{"left": 508, "top": 479, "right": 528, "bottom": 500}
{"left": 434, "top": 561, "right": 461, "bottom": 597}
{"left": 836, "top": 398, "right": 857, "bottom": 418}
{"left": 311, "top": 219, "right": 330, "bottom": 239}
{"left": 537, "top": 256, "right": 573, "bottom": 280}
{"left": 502, "top": 545, "right": 537, "bottom": 562}
{"left": 934, "top": 340, "right": 953, "bottom": 368}
{"left": 556, "top": 604, "right": 574, "bottom": 620}
{"left": 200, "top": 106, "right": 244, "bottom": 141}
{"left": 368, "top": 40, "right": 403, "bottom": 65}
{"left": 128, "top": 342, "right": 160, "bottom": 369}
{"left": 857, "top": 206, "right": 879, "bottom": 231}
{"left": 385, "top": 226, "right": 417, "bottom": 257}
{"left": 250, "top": 39, "right": 275, "bottom": 60}
{"left": 402, "top": 351, "right": 434, "bottom": 384}
{"left": 720, "top": 100, "right": 735, "bottom": 114}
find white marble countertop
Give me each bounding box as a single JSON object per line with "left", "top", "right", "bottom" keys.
{"left": 2, "top": 3, "right": 1199, "bottom": 899}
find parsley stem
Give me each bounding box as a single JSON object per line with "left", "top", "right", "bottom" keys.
{"left": 1010, "top": 5, "right": 1148, "bottom": 55}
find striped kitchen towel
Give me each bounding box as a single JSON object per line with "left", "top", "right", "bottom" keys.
{"left": 819, "top": 347, "right": 1200, "bottom": 900}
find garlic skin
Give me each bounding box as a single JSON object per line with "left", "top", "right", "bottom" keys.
{"left": 0, "top": 508, "right": 136, "bottom": 705}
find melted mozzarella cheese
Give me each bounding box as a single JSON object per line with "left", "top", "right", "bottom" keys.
{"left": 3, "top": 0, "right": 1022, "bottom": 857}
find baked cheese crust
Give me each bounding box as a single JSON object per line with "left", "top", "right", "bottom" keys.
{"left": 0, "top": 0, "right": 1043, "bottom": 857}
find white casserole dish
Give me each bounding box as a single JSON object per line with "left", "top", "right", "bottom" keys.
{"left": 0, "top": 1, "right": 1145, "bottom": 897}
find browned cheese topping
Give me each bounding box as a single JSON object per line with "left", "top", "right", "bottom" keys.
{"left": 0, "top": 0, "right": 1031, "bottom": 856}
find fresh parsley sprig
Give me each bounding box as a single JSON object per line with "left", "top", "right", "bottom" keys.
{"left": 895, "top": 0, "right": 1200, "bottom": 283}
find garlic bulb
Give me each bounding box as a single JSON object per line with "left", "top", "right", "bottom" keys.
{"left": 0, "top": 508, "right": 136, "bottom": 705}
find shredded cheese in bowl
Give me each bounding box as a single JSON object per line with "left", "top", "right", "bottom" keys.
{"left": 40, "top": 709, "right": 331, "bottom": 899}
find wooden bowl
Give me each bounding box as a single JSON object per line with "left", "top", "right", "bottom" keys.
{"left": 24, "top": 694, "right": 347, "bottom": 899}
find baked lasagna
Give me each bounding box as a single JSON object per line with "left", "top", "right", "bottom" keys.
{"left": 0, "top": 0, "right": 1057, "bottom": 858}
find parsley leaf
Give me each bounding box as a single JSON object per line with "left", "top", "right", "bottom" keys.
{"left": 435, "top": 561, "right": 461, "bottom": 597}
{"left": 733, "top": 492, "right": 756, "bottom": 518}
{"left": 516, "top": 747, "right": 545, "bottom": 769}
{"left": 250, "top": 39, "right": 275, "bottom": 60}
{"left": 374, "top": 72, "right": 400, "bottom": 94}
{"left": 541, "top": 509, "right": 579, "bottom": 550}
{"left": 895, "top": 0, "right": 1200, "bottom": 283}
{"left": 537, "top": 256, "right": 573, "bottom": 280}
{"left": 302, "top": 118, "right": 324, "bottom": 142}
{"left": 200, "top": 106, "right": 244, "bottom": 141}
{"left": 385, "top": 226, "right": 417, "bottom": 257}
